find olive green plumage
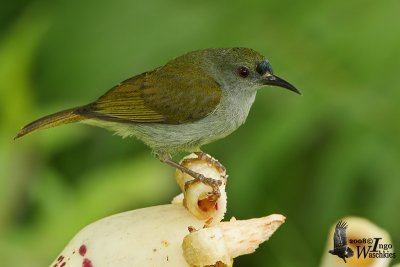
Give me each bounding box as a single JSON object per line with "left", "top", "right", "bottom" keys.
{"left": 15, "top": 47, "right": 299, "bottom": 154}
{"left": 90, "top": 54, "right": 222, "bottom": 124}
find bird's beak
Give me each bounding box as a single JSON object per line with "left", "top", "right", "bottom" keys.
{"left": 262, "top": 74, "right": 301, "bottom": 95}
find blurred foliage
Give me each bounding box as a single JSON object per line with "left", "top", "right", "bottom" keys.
{"left": 1, "top": 0, "right": 399, "bottom": 266}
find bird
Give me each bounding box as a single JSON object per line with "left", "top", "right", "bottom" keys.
{"left": 329, "top": 220, "right": 354, "bottom": 263}
{"left": 15, "top": 47, "right": 300, "bottom": 199}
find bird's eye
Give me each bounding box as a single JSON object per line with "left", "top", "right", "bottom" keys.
{"left": 238, "top": 66, "right": 250, "bottom": 78}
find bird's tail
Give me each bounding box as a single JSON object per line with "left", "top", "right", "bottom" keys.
{"left": 347, "top": 247, "right": 354, "bottom": 257}
{"left": 15, "top": 106, "right": 86, "bottom": 139}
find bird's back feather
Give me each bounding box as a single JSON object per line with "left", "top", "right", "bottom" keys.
{"left": 88, "top": 52, "right": 222, "bottom": 124}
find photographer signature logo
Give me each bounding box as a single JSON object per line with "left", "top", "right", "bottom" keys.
{"left": 349, "top": 237, "right": 395, "bottom": 260}
{"left": 328, "top": 220, "right": 396, "bottom": 263}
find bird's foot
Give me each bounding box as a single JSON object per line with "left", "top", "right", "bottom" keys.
{"left": 193, "top": 152, "right": 227, "bottom": 181}
{"left": 182, "top": 152, "right": 227, "bottom": 201}
{"left": 156, "top": 151, "right": 226, "bottom": 202}
{"left": 182, "top": 152, "right": 228, "bottom": 182}
{"left": 184, "top": 173, "right": 222, "bottom": 202}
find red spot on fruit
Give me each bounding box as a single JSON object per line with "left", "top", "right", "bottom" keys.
{"left": 82, "top": 258, "right": 93, "bottom": 267}
{"left": 60, "top": 263, "right": 66, "bottom": 267}
{"left": 53, "top": 264, "right": 58, "bottom": 267}
{"left": 58, "top": 256, "right": 64, "bottom": 262}
{"left": 79, "top": 245, "right": 87, "bottom": 256}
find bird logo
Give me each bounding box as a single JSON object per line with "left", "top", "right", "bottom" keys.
{"left": 329, "top": 220, "right": 354, "bottom": 263}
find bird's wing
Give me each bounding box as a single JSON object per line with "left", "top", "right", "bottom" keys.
{"left": 333, "top": 220, "right": 349, "bottom": 248}
{"left": 85, "top": 67, "right": 222, "bottom": 124}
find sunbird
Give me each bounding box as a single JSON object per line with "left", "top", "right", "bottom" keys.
{"left": 16, "top": 48, "right": 300, "bottom": 198}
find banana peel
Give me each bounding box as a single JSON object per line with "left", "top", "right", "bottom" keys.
{"left": 50, "top": 153, "right": 285, "bottom": 267}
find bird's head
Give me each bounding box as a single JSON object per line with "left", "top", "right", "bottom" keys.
{"left": 198, "top": 47, "right": 301, "bottom": 95}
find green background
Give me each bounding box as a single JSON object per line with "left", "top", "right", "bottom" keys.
{"left": 1, "top": 0, "right": 399, "bottom": 266}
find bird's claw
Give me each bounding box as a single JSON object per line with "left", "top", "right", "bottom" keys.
{"left": 193, "top": 152, "right": 228, "bottom": 182}
{"left": 180, "top": 152, "right": 226, "bottom": 202}
{"left": 184, "top": 175, "right": 222, "bottom": 202}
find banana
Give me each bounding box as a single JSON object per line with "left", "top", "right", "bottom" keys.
{"left": 50, "top": 153, "right": 285, "bottom": 267}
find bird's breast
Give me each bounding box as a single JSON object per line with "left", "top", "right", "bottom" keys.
{"left": 215, "top": 91, "right": 257, "bottom": 130}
